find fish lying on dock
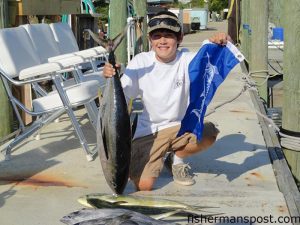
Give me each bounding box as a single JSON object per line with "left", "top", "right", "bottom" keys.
{"left": 78, "top": 193, "right": 218, "bottom": 219}
{"left": 61, "top": 208, "right": 177, "bottom": 225}
{"left": 96, "top": 25, "right": 133, "bottom": 194}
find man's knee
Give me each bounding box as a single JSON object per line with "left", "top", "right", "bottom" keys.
{"left": 203, "top": 121, "right": 220, "bottom": 138}
{"left": 138, "top": 184, "right": 153, "bottom": 191}
{"left": 201, "top": 121, "right": 219, "bottom": 146}
{"left": 131, "top": 177, "right": 156, "bottom": 191}
{"left": 202, "top": 134, "right": 217, "bottom": 147}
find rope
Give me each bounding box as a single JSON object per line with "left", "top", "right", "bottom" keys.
{"left": 280, "top": 133, "right": 300, "bottom": 152}
{"left": 268, "top": 61, "right": 283, "bottom": 76}
{"left": 205, "top": 67, "right": 254, "bottom": 117}
{"left": 247, "top": 70, "right": 269, "bottom": 86}
{"left": 205, "top": 84, "right": 245, "bottom": 117}
{"left": 246, "top": 69, "right": 281, "bottom": 87}
{"left": 243, "top": 68, "right": 300, "bottom": 152}
{"left": 255, "top": 109, "right": 300, "bottom": 151}
{"left": 204, "top": 62, "right": 300, "bottom": 152}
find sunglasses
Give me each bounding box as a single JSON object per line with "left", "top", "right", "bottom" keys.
{"left": 148, "top": 17, "right": 180, "bottom": 28}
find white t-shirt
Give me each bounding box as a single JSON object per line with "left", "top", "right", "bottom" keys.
{"left": 121, "top": 49, "right": 196, "bottom": 139}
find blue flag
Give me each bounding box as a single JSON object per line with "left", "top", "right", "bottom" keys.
{"left": 177, "top": 40, "right": 245, "bottom": 141}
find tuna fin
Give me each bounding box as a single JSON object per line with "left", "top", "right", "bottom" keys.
{"left": 131, "top": 113, "right": 138, "bottom": 138}
{"left": 102, "top": 128, "right": 109, "bottom": 160}
{"left": 97, "top": 115, "right": 109, "bottom": 160}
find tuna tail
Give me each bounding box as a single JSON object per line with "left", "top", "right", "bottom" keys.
{"left": 111, "top": 24, "right": 129, "bottom": 52}
{"left": 84, "top": 29, "right": 107, "bottom": 48}
{"left": 84, "top": 23, "right": 128, "bottom": 52}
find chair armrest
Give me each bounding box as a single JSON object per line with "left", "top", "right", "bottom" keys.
{"left": 77, "top": 46, "right": 107, "bottom": 57}
{"left": 19, "top": 62, "right": 63, "bottom": 80}
{"left": 56, "top": 55, "right": 86, "bottom": 67}
{"left": 48, "top": 53, "right": 75, "bottom": 62}
{"left": 48, "top": 46, "right": 107, "bottom": 63}
{"left": 48, "top": 53, "right": 97, "bottom": 68}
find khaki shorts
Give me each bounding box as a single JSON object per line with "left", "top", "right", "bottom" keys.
{"left": 129, "top": 121, "right": 219, "bottom": 180}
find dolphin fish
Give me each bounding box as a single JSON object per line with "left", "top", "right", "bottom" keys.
{"left": 78, "top": 193, "right": 220, "bottom": 219}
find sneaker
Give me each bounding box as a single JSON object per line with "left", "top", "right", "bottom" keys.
{"left": 172, "top": 163, "right": 195, "bottom": 186}
{"left": 164, "top": 152, "right": 174, "bottom": 175}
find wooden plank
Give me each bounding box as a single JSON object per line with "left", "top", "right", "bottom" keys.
{"left": 0, "top": 81, "right": 12, "bottom": 138}
{"left": 0, "top": 0, "right": 12, "bottom": 138}
{"left": 249, "top": 0, "right": 268, "bottom": 102}
{"left": 133, "top": 0, "right": 148, "bottom": 53}
{"left": 7, "top": 0, "right": 81, "bottom": 15}
{"left": 281, "top": 0, "right": 300, "bottom": 184}
{"left": 21, "top": 84, "right": 32, "bottom": 125}
{"left": 182, "top": 9, "right": 191, "bottom": 34}
{"left": 0, "top": 0, "right": 9, "bottom": 27}
{"left": 12, "top": 84, "right": 32, "bottom": 126}
{"left": 227, "top": 0, "right": 240, "bottom": 44}
{"left": 60, "top": 0, "right": 81, "bottom": 14}
{"left": 249, "top": 89, "right": 300, "bottom": 220}
{"left": 109, "top": 0, "right": 128, "bottom": 65}
{"left": 23, "top": 0, "right": 60, "bottom": 15}
{"left": 269, "top": 0, "right": 284, "bottom": 27}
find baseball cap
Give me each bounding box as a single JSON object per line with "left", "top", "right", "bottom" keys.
{"left": 147, "top": 12, "right": 182, "bottom": 34}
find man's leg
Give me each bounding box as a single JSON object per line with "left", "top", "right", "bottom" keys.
{"left": 129, "top": 128, "right": 176, "bottom": 191}
{"left": 172, "top": 121, "right": 219, "bottom": 158}
{"left": 131, "top": 177, "right": 157, "bottom": 191}
{"left": 166, "top": 121, "right": 219, "bottom": 185}
{"left": 175, "top": 133, "right": 217, "bottom": 158}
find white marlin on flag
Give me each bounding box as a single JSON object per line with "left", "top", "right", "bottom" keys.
{"left": 177, "top": 40, "right": 245, "bottom": 141}
{"left": 192, "top": 52, "right": 219, "bottom": 122}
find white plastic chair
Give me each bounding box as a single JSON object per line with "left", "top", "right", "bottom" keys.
{"left": 49, "top": 23, "right": 107, "bottom": 90}
{"left": 21, "top": 23, "right": 105, "bottom": 128}
{"left": 49, "top": 22, "right": 107, "bottom": 71}
{"left": 0, "top": 26, "right": 99, "bottom": 161}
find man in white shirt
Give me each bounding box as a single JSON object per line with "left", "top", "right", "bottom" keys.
{"left": 103, "top": 11, "right": 231, "bottom": 191}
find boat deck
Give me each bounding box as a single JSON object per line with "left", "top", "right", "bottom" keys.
{"left": 0, "top": 21, "right": 297, "bottom": 225}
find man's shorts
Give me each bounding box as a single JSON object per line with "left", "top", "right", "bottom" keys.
{"left": 129, "top": 121, "right": 219, "bottom": 180}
